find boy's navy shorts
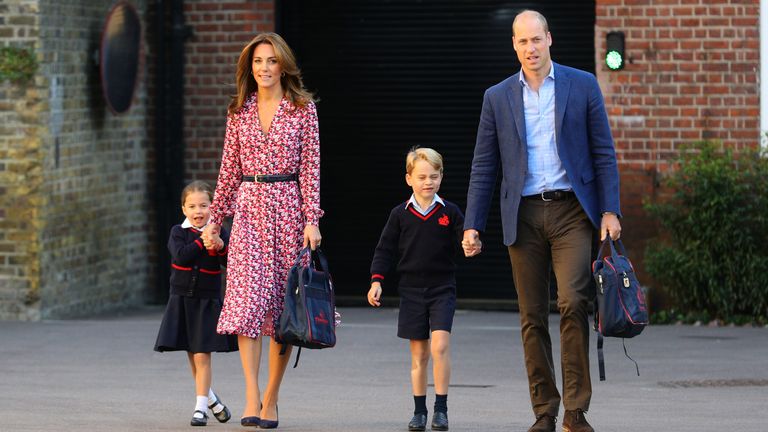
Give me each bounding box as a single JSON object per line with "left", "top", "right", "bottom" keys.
{"left": 397, "top": 283, "right": 456, "bottom": 340}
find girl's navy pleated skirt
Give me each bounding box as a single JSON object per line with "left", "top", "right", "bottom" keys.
{"left": 154, "top": 295, "right": 238, "bottom": 353}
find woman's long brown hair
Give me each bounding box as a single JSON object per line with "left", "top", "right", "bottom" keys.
{"left": 228, "top": 32, "right": 314, "bottom": 115}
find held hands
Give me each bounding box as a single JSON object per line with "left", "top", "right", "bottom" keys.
{"left": 303, "top": 224, "right": 322, "bottom": 250}
{"left": 600, "top": 213, "right": 622, "bottom": 241}
{"left": 367, "top": 282, "right": 382, "bottom": 307}
{"left": 462, "top": 229, "right": 483, "bottom": 257}
{"left": 201, "top": 223, "right": 223, "bottom": 251}
{"left": 203, "top": 234, "right": 224, "bottom": 251}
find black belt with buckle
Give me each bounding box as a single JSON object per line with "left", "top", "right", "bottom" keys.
{"left": 242, "top": 174, "right": 298, "bottom": 183}
{"left": 523, "top": 190, "right": 575, "bottom": 201}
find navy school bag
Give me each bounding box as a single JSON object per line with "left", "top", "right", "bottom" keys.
{"left": 592, "top": 238, "right": 648, "bottom": 380}
{"left": 277, "top": 247, "right": 336, "bottom": 367}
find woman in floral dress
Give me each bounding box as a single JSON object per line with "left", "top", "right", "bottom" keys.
{"left": 202, "top": 32, "right": 322, "bottom": 429}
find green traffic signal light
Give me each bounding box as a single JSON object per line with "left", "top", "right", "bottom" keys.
{"left": 606, "top": 31, "right": 625, "bottom": 70}
{"left": 606, "top": 50, "right": 623, "bottom": 70}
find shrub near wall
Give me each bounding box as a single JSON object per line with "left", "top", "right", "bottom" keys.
{"left": 644, "top": 142, "right": 768, "bottom": 324}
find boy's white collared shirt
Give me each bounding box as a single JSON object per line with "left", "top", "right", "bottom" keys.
{"left": 181, "top": 217, "right": 209, "bottom": 230}
{"left": 405, "top": 193, "right": 445, "bottom": 216}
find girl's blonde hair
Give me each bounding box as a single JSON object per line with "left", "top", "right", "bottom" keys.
{"left": 181, "top": 180, "right": 214, "bottom": 206}
{"left": 228, "top": 32, "right": 314, "bottom": 115}
{"left": 406, "top": 147, "right": 443, "bottom": 174}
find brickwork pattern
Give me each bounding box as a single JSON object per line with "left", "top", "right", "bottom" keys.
{"left": 0, "top": 0, "right": 152, "bottom": 319}
{"left": 183, "top": 0, "right": 274, "bottom": 183}
{"left": 0, "top": 0, "right": 44, "bottom": 320}
{"left": 37, "top": 0, "right": 151, "bottom": 319}
{"left": 596, "top": 0, "right": 759, "bottom": 169}
{"left": 595, "top": 0, "right": 759, "bottom": 292}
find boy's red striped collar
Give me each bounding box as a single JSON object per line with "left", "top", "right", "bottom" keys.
{"left": 408, "top": 204, "right": 443, "bottom": 221}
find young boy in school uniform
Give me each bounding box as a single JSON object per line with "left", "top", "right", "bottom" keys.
{"left": 367, "top": 147, "right": 466, "bottom": 432}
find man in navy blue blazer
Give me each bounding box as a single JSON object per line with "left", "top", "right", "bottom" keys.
{"left": 462, "top": 10, "right": 622, "bottom": 432}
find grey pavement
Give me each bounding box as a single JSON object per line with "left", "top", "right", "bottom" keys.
{"left": 1, "top": 307, "right": 767, "bottom": 432}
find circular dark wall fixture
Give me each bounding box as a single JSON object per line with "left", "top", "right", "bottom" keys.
{"left": 100, "top": 1, "right": 141, "bottom": 114}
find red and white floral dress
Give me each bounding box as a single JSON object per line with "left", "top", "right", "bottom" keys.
{"left": 210, "top": 93, "right": 323, "bottom": 339}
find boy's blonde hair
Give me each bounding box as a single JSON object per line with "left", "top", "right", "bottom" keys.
{"left": 181, "top": 180, "right": 214, "bottom": 206}
{"left": 406, "top": 147, "right": 443, "bottom": 175}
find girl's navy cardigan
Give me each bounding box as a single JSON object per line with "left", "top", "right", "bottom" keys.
{"left": 167, "top": 225, "right": 229, "bottom": 298}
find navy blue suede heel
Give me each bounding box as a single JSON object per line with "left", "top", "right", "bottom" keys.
{"left": 240, "top": 416, "right": 260, "bottom": 427}
{"left": 259, "top": 405, "right": 279, "bottom": 429}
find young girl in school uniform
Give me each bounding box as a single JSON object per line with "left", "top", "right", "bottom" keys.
{"left": 154, "top": 181, "right": 239, "bottom": 426}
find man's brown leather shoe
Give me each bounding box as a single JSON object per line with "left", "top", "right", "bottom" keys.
{"left": 562, "top": 409, "right": 594, "bottom": 432}
{"left": 527, "top": 414, "right": 556, "bottom": 432}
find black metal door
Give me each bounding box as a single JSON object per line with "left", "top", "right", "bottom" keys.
{"left": 278, "top": 1, "right": 595, "bottom": 299}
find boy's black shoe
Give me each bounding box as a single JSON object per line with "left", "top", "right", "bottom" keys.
{"left": 431, "top": 411, "right": 449, "bottom": 431}
{"left": 408, "top": 413, "right": 427, "bottom": 431}
{"left": 527, "top": 414, "right": 556, "bottom": 432}
{"left": 190, "top": 410, "right": 208, "bottom": 426}
{"left": 562, "top": 409, "right": 594, "bottom": 432}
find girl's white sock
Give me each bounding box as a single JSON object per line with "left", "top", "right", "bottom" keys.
{"left": 195, "top": 395, "right": 208, "bottom": 413}
{"left": 208, "top": 389, "right": 224, "bottom": 414}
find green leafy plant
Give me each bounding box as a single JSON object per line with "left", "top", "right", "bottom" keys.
{"left": 0, "top": 46, "right": 38, "bottom": 83}
{"left": 644, "top": 141, "right": 768, "bottom": 324}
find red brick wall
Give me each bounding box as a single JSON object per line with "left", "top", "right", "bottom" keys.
{"left": 595, "top": 0, "right": 759, "bottom": 298}
{"left": 183, "top": 0, "right": 275, "bottom": 183}
{"left": 596, "top": 0, "right": 759, "bottom": 162}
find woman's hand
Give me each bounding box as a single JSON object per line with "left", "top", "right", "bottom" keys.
{"left": 202, "top": 223, "right": 221, "bottom": 246}
{"left": 203, "top": 233, "right": 223, "bottom": 251}
{"left": 303, "top": 224, "right": 322, "bottom": 250}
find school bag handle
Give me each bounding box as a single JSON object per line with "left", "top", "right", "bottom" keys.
{"left": 595, "top": 237, "right": 628, "bottom": 262}
{"left": 293, "top": 247, "right": 332, "bottom": 292}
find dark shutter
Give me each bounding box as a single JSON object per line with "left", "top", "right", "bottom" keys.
{"left": 279, "top": 1, "right": 595, "bottom": 299}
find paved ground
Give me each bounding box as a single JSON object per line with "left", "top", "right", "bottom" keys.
{"left": 1, "top": 307, "right": 767, "bottom": 432}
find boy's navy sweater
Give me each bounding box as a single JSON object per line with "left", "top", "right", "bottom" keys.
{"left": 370, "top": 199, "right": 464, "bottom": 287}
{"left": 167, "top": 225, "right": 229, "bottom": 298}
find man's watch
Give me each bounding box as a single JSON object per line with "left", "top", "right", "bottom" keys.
{"left": 602, "top": 211, "right": 616, "bottom": 216}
